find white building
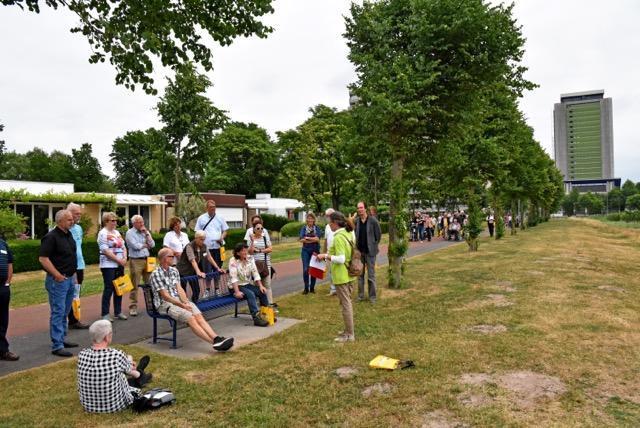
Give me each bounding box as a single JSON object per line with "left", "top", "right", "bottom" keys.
{"left": 246, "top": 194, "right": 305, "bottom": 222}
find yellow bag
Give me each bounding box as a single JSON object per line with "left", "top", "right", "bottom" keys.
{"left": 113, "top": 274, "right": 134, "bottom": 296}
{"left": 259, "top": 306, "right": 276, "bottom": 326}
{"left": 72, "top": 298, "right": 81, "bottom": 320}
{"left": 145, "top": 257, "right": 157, "bottom": 273}
{"left": 220, "top": 247, "right": 226, "bottom": 262}
{"left": 369, "top": 355, "right": 415, "bottom": 370}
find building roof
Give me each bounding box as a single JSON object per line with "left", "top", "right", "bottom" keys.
{"left": 246, "top": 197, "right": 304, "bottom": 210}
{"left": 560, "top": 89, "right": 604, "bottom": 100}
{"left": 76, "top": 193, "right": 167, "bottom": 206}
{"left": 164, "top": 193, "right": 246, "bottom": 208}
{"left": 0, "top": 179, "right": 74, "bottom": 194}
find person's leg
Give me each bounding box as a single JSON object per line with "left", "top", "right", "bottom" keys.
{"left": 262, "top": 274, "right": 273, "bottom": 304}
{"left": 194, "top": 314, "right": 217, "bottom": 341}
{"left": 188, "top": 316, "right": 217, "bottom": 343}
{"left": 366, "top": 255, "right": 377, "bottom": 302}
{"left": 63, "top": 277, "right": 75, "bottom": 339}
{"left": 68, "top": 270, "right": 82, "bottom": 325}
{"left": 247, "top": 284, "right": 269, "bottom": 307}
{"left": 129, "top": 259, "right": 144, "bottom": 312}
{"left": 301, "top": 250, "right": 311, "bottom": 292}
{"left": 0, "top": 285, "right": 10, "bottom": 354}
{"left": 190, "top": 278, "right": 201, "bottom": 303}
{"left": 358, "top": 254, "right": 366, "bottom": 300}
{"left": 45, "top": 275, "right": 67, "bottom": 351}
{"left": 101, "top": 268, "right": 113, "bottom": 317}
{"left": 211, "top": 249, "right": 222, "bottom": 292}
{"left": 111, "top": 270, "right": 123, "bottom": 316}
{"left": 239, "top": 285, "right": 259, "bottom": 315}
{"left": 204, "top": 249, "right": 215, "bottom": 294}
{"left": 335, "top": 282, "right": 354, "bottom": 338}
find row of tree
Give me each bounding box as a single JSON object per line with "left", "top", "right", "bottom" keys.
{"left": 562, "top": 180, "right": 640, "bottom": 216}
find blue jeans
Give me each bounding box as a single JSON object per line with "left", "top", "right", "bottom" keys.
{"left": 239, "top": 284, "right": 269, "bottom": 316}
{"left": 301, "top": 249, "right": 316, "bottom": 291}
{"left": 418, "top": 224, "right": 425, "bottom": 240}
{"left": 101, "top": 267, "right": 123, "bottom": 317}
{"left": 44, "top": 275, "right": 75, "bottom": 351}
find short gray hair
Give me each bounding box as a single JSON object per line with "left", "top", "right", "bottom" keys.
{"left": 194, "top": 230, "right": 206, "bottom": 239}
{"left": 55, "top": 209, "right": 71, "bottom": 224}
{"left": 67, "top": 202, "right": 81, "bottom": 211}
{"left": 325, "top": 208, "right": 335, "bottom": 216}
{"left": 158, "top": 247, "right": 173, "bottom": 261}
{"left": 131, "top": 214, "right": 144, "bottom": 224}
{"left": 89, "top": 319, "right": 112, "bottom": 343}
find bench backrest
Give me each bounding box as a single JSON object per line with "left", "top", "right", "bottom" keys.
{"left": 140, "top": 284, "right": 157, "bottom": 314}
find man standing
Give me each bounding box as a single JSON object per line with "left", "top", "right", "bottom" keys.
{"left": 195, "top": 200, "right": 229, "bottom": 293}
{"left": 354, "top": 201, "right": 381, "bottom": 303}
{"left": 39, "top": 209, "right": 78, "bottom": 357}
{"left": 67, "top": 203, "right": 88, "bottom": 330}
{"left": 487, "top": 212, "right": 495, "bottom": 237}
{"left": 125, "top": 215, "right": 155, "bottom": 316}
{"left": 0, "top": 236, "right": 18, "bottom": 361}
{"left": 324, "top": 208, "right": 336, "bottom": 296}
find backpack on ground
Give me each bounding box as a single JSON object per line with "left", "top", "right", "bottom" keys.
{"left": 132, "top": 388, "right": 176, "bottom": 412}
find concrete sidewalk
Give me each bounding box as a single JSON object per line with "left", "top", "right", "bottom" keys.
{"left": 1, "top": 237, "right": 461, "bottom": 377}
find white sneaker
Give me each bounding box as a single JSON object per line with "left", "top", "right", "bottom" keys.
{"left": 116, "top": 313, "right": 128, "bottom": 320}
{"left": 102, "top": 315, "right": 114, "bottom": 322}
{"left": 334, "top": 334, "right": 355, "bottom": 343}
{"left": 129, "top": 308, "right": 138, "bottom": 317}
{"left": 202, "top": 289, "right": 210, "bottom": 299}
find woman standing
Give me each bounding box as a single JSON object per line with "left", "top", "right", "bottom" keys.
{"left": 98, "top": 212, "right": 128, "bottom": 321}
{"left": 247, "top": 219, "right": 274, "bottom": 305}
{"left": 317, "top": 211, "right": 356, "bottom": 342}
{"left": 163, "top": 216, "right": 189, "bottom": 265}
{"left": 299, "top": 213, "right": 321, "bottom": 294}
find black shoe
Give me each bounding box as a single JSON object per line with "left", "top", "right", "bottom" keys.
{"left": 310, "top": 288, "right": 315, "bottom": 294}
{"left": 137, "top": 355, "right": 150, "bottom": 373}
{"left": 69, "top": 322, "right": 89, "bottom": 330}
{"left": 63, "top": 341, "right": 79, "bottom": 348}
{"left": 213, "top": 336, "right": 234, "bottom": 351}
{"left": 52, "top": 349, "right": 73, "bottom": 357}
{"left": 0, "top": 351, "right": 19, "bottom": 361}
{"left": 303, "top": 289, "right": 309, "bottom": 295}
{"left": 135, "top": 372, "right": 153, "bottom": 387}
{"left": 253, "top": 315, "right": 269, "bottom": 327}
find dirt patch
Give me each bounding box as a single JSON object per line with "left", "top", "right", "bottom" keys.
{"left": 467, "top": 324, "right": 507, "bottom": 334}
{"left": 496, "top": 371, "right": 567, "bottom": 409}
{"left": 362, "top": 382, "right": 393, "bottom": 398}
{"left": 527, "top": 270, "right": 545, "bottom": 276}
{"left": 597, "top": 285, "right": 626, "bottom": 293}
{"left": 335, "top": 366, "right": 358, "bottom": 379}
{"left": 496, "top": 280, "right": 513, "bottom": 287}
{"left": 183, "top": 371, "right": 210, "bottom": 384}
{"left": 457, "top": 392, "right": 494, "bottom": 408}
{"left": 421, "top": 410, "right": 469, "bottom": 428}
{"left": 485, "top": 294, "right": 514, "bottom": 307}
{"left": 459, "top": 372, "right": 493, "bottom": 386}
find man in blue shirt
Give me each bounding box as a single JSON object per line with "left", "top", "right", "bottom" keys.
{"left": 125, "top": 214, "right": 155, "bottom": 316}
{"left": 195, "top": 200, "right": 229, "bottom": 295}
{"left": 0, "top": 237, "right": 18, "bottom": 361}
{"left": 67, "top": 203, "right": 89, "bottom": 329}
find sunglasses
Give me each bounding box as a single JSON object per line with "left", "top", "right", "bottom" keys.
{"left": 255, "top": 227, "right": 263, "bottom": 231}
{"left": 108, "top": 219, "right": 117, "bottom": 223}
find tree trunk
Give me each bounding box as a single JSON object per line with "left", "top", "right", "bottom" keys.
{"left": 510, "top": 199, "right": 517, "bottom": 235}
{"left": 387, "top": 153, "right": 407, "bottom": 289}
{"left": 174, "top": 142, "right": 182, "bottom": 216}
{"left": 495, "top": 197, "right": 505, "bottom": 240}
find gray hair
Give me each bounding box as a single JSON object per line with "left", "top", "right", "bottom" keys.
{"left": 158, "top": 247, "right": 173, "bottom": 261}
{"left": 325, "top": 208, "right": 335, "bottom": 216}
{"left": 194, "top": 230, "right": 206, "bottom": 239}
{"left": 131, "top": 214, "right": 144, "bottom": 224}
{"left": 55, "top": 209, "right": 71, "bottom": 224}
{"left": 89, "top": 319, "right": 112, "bottom": 343}
{"left": 67, "top": 202, "right": 81, "bottom": 211}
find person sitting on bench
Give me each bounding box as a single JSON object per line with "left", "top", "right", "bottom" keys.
{"left": 150, "top": 248, "right": 234, "bottom": 352}
{"left": 77, "top": 320, "right": 152, "bottom": 413}
{"left": 228, "top": 243, "right": 270, "bottom": 327}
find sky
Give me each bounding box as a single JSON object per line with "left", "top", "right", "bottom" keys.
{"left": 1, "top": 0, "right": 639, "bottom": 182}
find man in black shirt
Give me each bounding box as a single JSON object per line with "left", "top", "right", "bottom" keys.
{"left": 39, "top": 209, "right": 78, "bottom": 357}
{"left": 354, "top": 201, "right": 382, "bottom": 303}
{"left": 0, "top": 238, "right": 18, "bottom": 361}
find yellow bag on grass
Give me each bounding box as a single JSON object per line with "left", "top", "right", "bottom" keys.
{"left": 113, "top": 274, "right": 134, "bottom": 296}
{"left": 145, "top": 257, "right": 157, "bottom": 273}
{"left": 260, "top": 306, "right": 276, "bottom": 325}
{"left": 369, "top": 355, "right": 415, "bottom": 370}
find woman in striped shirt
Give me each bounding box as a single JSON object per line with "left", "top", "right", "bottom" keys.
{"left": 247, "top": 219, "right": 274, "bottom": 305}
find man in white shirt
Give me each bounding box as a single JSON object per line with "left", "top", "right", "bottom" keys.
{"left": 323, "top": 208, "right": 336, "bottom": 296}
{"left": 195, "top": 200, "right": 229, "bottom": 293}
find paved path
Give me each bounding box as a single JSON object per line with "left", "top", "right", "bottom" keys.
{"left": 1, "top": 237, "right": 461, "bottom": 377}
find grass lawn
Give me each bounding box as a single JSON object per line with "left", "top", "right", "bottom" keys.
{"left": 3, "top": 219, "right": 639, "bottom": 426}
{"left": 592, "top": 216, "right": 640, "bottom": 230}
{"left": 9, "top": 235, "right": 391, "bottom": 309}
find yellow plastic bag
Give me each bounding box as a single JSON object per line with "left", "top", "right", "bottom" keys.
{"left": 145, "top": 257, "right": 157, "bottom": 273}
{"left": 260, "top": 306, "right": 276, "bottom": 325}
{"left": 369, "top": 355, "right": 415, "bottom": 370}
{"left": 72, "top": 298, "right": 81, "bottom": 321}
{"left": 220, "top": 247, "right": 226, "bottom": 262}
{"left": 113, "top": 274, "right": 134, "bottom": 296}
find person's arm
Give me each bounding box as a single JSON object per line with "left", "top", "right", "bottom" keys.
{"left": 249, "top": 259, "right": 266, "bottom": 293}
{"left": 39, "top": 257, "right": 65, "bottom": 282}
{"left": 205, "top": 252, "right": 223, "bottom": 272}
{"left": 145, "top": 230, "right": 155, "bottom": 249}
{"left": 263, "top": 236, "right": 273, "bottom": 254}
{"left": 248, "top": 236, "right": 256, "bottom": 254}
{"left": 126, "top": 230, "right": 144, "bottom": 251}
{"left": 299, "top": 226, "right": 307, "bottom": 243}
{"left": 6, "top": 246, "right": 13, "bottom": 284}
{"left": 374, "top": 218, "right": 382, "bottom": 243}
{"left": 6, "top": 263, "right": 12, "bottom": 285}
{"left": 158, "top": 289, "right": 191, "bottom": 310}
{"left": 220, "top": 219, "right": 229, "bottom": 242}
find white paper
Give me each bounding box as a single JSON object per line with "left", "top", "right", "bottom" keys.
{"left": 310, "top": 255, "right": 326, "bottom": 271}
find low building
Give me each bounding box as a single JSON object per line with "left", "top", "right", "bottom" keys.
{"left": 164, "top": 192, "right": 246, "bottom": 229}
{"left": 246, "top": 194, "right": 304, "bottom": 224}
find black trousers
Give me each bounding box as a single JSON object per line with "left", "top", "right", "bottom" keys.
{"left": 0, "top": 284, "right": 10, "bottom": 353}
{"left": 68, "top": 269, "right": 84, "bottom": 325}
{"left": 488, "top": 222, "right": 495, "bottom": 237}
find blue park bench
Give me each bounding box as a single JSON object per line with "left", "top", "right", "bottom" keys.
{"left": 141, "top": 271, "right": 243, "bottom": 349}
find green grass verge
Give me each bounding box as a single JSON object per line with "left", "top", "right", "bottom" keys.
{"left": 5, "top": 220, "right": 638, "bottom": 425}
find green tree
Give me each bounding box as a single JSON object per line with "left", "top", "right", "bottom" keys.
{"left": 561, "top": 189, "right": 580, "bottom": 217}
{"left": 0, "top": 208, "right": 26, "bottom": 239}
{"left": 606, "top": 188, "right": 624, "bottom": 212}
{"left": 345, "top": 0, "right": 532, "bottom": 285}
{"left": 176, "top": 193, "right": 206, "bottom": 230}
{"left": 626, "top": 194, "right": 640, "bottom": 211}
{"left": 204, "top": 122, "right": 278, "bottom": 197}
{"left": 622, "top": 179, "right": 638, "bottom": 199}
{"left": 71, "top": 143, "right": 109, "bottom": 192}
{"left": 111, "top": 128, "right": 168, "bottom": 194}
{"left": 4, "top": 0, "right": 274, "bottom": 94}
{"left": 155, "top": 64, "right": 228, "bottom": 211}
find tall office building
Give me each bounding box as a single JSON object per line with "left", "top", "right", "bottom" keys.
{"left": 553, "top": 90, "right": 619, "bottom": 192}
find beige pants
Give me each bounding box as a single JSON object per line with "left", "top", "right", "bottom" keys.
{"left": 129, "top": 258, "right": 150, "bottom": 310}
{"left": 261, "top": 273, "right": 273, "bottom": 304}
{"left": 335, "top": 280, "right": 355, "bottom": 336}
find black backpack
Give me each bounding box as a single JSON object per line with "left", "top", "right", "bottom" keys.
{"left": 133, "top": 388, "right": 176, "bottom": 411}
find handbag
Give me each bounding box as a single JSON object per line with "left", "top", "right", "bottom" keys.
{"left": 259, "top": 306, "right": 276, "bottom": 325}
{"left": 145, "top": 257, "right": 157, "bottom": 273}
{"left": 347, "top": 238, "right": 364, "bottom": 277}
{"left": 132, "top": 388, "right": 176, "bottom": 412}
{"left": 254, "top": 260, "right": 269, "bottom": 279}
{"left": 113, "top": 274, "right": 134, "bottom": 296}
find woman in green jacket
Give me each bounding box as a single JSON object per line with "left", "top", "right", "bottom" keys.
{"left": 317, "top": 211, "right": 356, "bottom": 343}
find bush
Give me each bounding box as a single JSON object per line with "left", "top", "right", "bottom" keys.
{"left": 0, "top": 208, "right": 27, "bottom": 240}
{"left": 224, "top": 228, "right": 247, "bottom": 250}
{"left": 627, "top": 194, "right": 640, "bottom": 211}
{"left": 280, "top": 221, "right": 305, "bottom": 237}
{"left": 260, "top": 214, "right": 294, "bottom": 232}
{"left": 379, "top": 221, "right": 389, "bottom": 234}
{"left": 607, "top": 213, "right": 621, "bottom": 221}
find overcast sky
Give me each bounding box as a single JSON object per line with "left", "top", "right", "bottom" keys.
{"left": 1, "top": 0, "right": 639, "bottom": 182}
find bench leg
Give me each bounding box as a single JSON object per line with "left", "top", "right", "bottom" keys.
{"left": 171, "top": 319, "right": 177, "bottom": 349}
{"left": 152, "top": 317, "right": 158, "bottom": 344}
{"left": 234, "top": 301, "right": 238, "bottom": 318}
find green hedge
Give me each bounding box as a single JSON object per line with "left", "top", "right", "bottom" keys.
{"left": 7, "top": 229, "right": 245, "bottom": 273}
{"left": 280, "top": 221, "right": 305, "bottom": 238}
{"left": 260, "top": 214, "right": 294, "bottom": 232}
{"left": 606, "top": 211, "right": 640, "bottom": 222}
{"left": 380, "top": 221, "right": 389, "bottom": 234}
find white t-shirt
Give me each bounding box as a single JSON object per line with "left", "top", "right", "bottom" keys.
{"left": 98, "top": 228, "right": 126, "bottom": 269}
{"left": 163, "top": 230, "right": 189, "bottom": 264}
{"left": 325, "top": 224, "right": 335, "bottom": 251}
{"left": 195, "top": 212, "right": 229, "bottom": 249}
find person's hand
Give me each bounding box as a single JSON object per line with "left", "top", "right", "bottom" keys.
{"left": 217, "top": 268, "right": 225, "bottom": 273}
{"left": 259, "top": 285, "right": 267, "bottom": 295}
{"left": 140, "top": 226, "right": 147, "bottom": 234}
{"left": 118, "top": 259, "right": 127, "bottom": 267}
{"left": 234, "top": 290, "right": 244, "bottom": 299}
{"left": 54, "top": 273, "right": 66, "bottom": 282}
{"left": 197, "top": 271, "right": 206, "bottom": 279}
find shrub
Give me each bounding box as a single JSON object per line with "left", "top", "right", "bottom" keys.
{"left": 280, "top": 221, "right": 305, "bottom": 238}
{"left": 260, "top": 214, "right": 294, "bottom": 232}
{"left": 0, "top": 208, "right": 27, "bottom": 240}
{"left": 626, "top": 194, "right": 640, "bottom": 211}
{"left": 379, "top": 221, "right": 389, "bottom": 234}
{"left": 607, "top": 213, "right": 621, "bottom": 222}
{"left": 79, "top": 213, "right": 94, "bottom": 237}
{"left": 224, "top": 228, "right": 248, "bottom": 249}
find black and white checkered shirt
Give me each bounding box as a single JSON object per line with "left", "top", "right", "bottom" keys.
{"left": 149, "top": 265, "right": 181, "bottom": 309}
{"left": 77, "top": 347, "right": 137, "bottom": 413}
